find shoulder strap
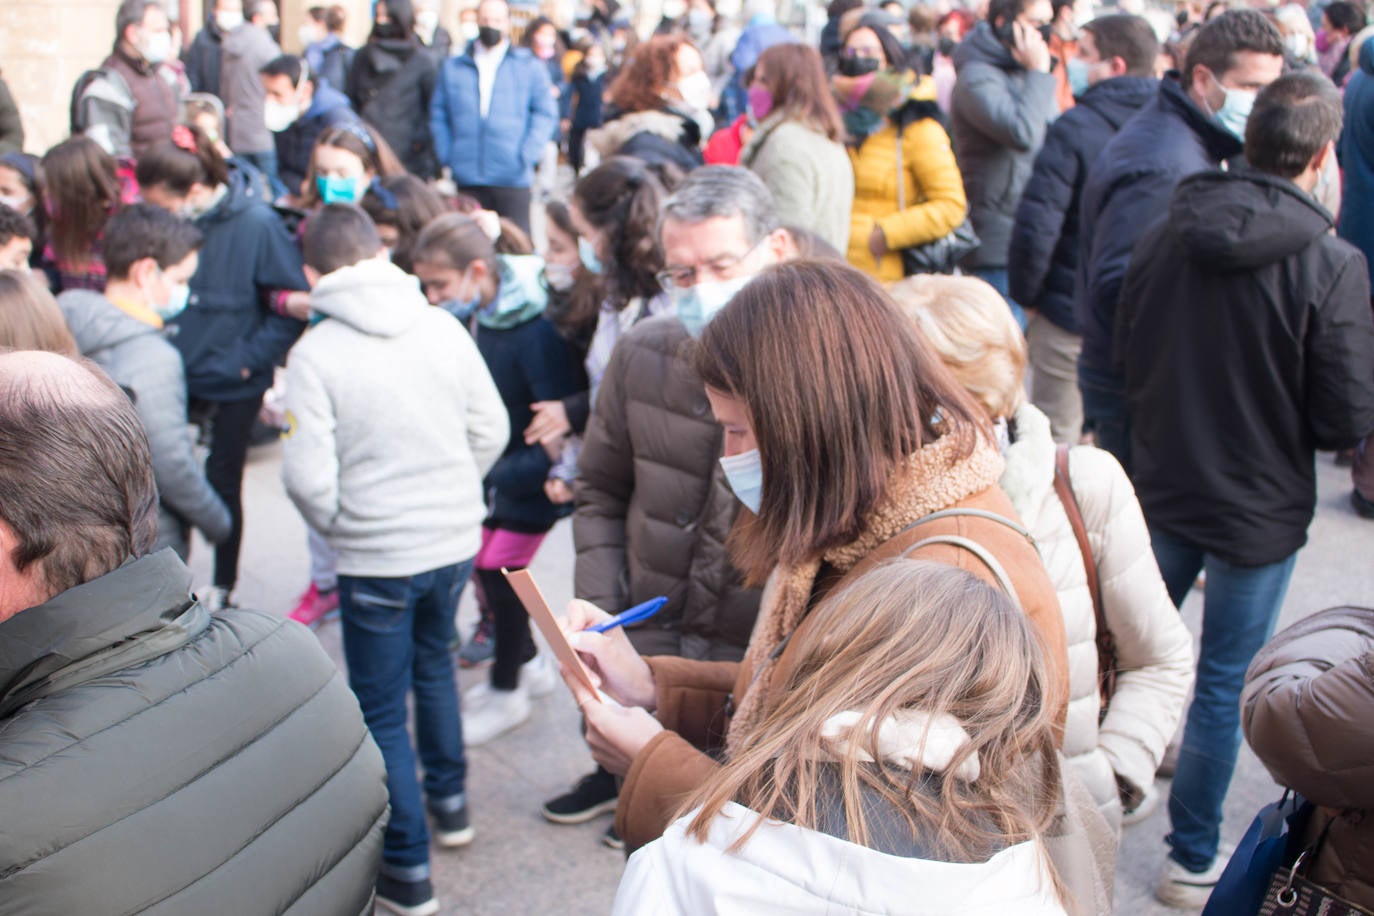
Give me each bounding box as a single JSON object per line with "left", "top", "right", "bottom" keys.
{"left": 1052, "top": 445, "right": 1117, "bottom": 704}
{"left": 898, "top": 534, "right": 1021, "bottom": 606}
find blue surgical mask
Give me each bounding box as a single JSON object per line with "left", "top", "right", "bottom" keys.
{"left": 719, "top": 448, "right": 763, "bottom": 514}
{"left": 1206, "top": 72, "right": 1256, "bottom": 140}
{"left": 157, "top": 282, "right": 191, "bottom": 321}
{"left": 673, "top": 275, "right": 751, "bottom": 337}
{"left": 439, "top": 268, "right": 483, "bottom": 321}
{"left": 1066, "top": 56, "right": 1090, "bottom": 97}
{"left": 316, "top": 174, "right": 367, "bottom": 204}
{"left": 578, "top": 236, "right": 603, "bottom": 275}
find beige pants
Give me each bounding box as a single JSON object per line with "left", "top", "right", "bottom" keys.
{"left": 1027, "top": 313, "right": 1084, "bottom": 445}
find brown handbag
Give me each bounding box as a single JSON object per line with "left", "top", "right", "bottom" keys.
{"left": 1051, "top": 445, "right": 1118, "bottom": 707}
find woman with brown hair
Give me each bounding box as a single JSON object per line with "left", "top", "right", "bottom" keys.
{"left": 558, "top": 260, "right": 1069, "bottom": 854}
{"left": 299, "top": 123, "right": 407, "bottom": 210}
{"left": 0, "top": 268, "right": 78, "bottom": 355}
{"left": 590, "top": 34, "right": 712, "bottom": 173}
{"left": 740, "top": 44, "right": 854, "bottom": 252}
{"left": 39, "top": 137, "right": 124, "bottom": 293}
{"left": 614, "top": 560, "right": 1068, "bottom": 913}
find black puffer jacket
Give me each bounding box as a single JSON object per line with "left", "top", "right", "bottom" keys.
{"left": 1117, "top": 169, "right": 1374, "bottom": 565}
{"left": 0, "top": 549, "right": 389, "bottom": 915}
{"left": 1008, "top": 75, "right": 1156, "bottom": 331}
{"left": 574, "top": 315, "right": 760, "bottom": 659}
{"left": 346, "top": 37, "right": 439, "bottom": 178}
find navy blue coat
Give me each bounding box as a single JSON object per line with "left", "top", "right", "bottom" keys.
{"left": 1338, "top": 39, "right": 1374, "bottom": 283}
{"left": 1075, "top": 76, "right": 1242, "bottom": 378}
{"left": 171, "top": 166, "right": 308, "bottom": 402}
{"left": 272, "top": 84, "right": 359, "bottom": 197}
{"left": 1009, "top": 76, "right": 1156, "bottom": 332}
{"left": 477, "top": 314, "right": 584, "bottom": 530}
{"left": 570, "top": 72, "right": 605, "bottom": 131}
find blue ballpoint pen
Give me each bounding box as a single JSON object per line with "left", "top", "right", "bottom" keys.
{"left": 585, "top": 596, "right": 670, "bottom": 634}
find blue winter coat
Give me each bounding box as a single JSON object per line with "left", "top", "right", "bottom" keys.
{"left": 474, "top": 257, "right": 584, "bottom": 530}
{"left": 170, "top": 166, "right": 308, "bottom": 402}
{"left": 570, "top": 72, "right": 606, "bottom": 130}
{"left": 272, "top": 84, "right": 359, "bottom": 197}
{"left": 429, "top": 46, "right": 558, "bottom": 188}
{"left": 1338, "top": 39, "right": 1374, "bottom": 282}
{"left": 1008, "top": 75, "right": 1156, "bottom": 332}
{"left": 1074, "top": 75, "right": 1241, "bottom": 378}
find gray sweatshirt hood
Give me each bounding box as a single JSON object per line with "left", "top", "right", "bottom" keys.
{"left": 57, "top": 289, "right": 158, "bottom": 357}
{"left": 310, "top": 257, "right": 432, "bottom": 337}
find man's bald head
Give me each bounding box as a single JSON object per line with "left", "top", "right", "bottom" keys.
{"left": 0, "top": 351, "right": 158, "bottom": 615}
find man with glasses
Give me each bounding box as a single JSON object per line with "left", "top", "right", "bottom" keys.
{"left": 541, "top": 166, "right": 787, "bottom": 845}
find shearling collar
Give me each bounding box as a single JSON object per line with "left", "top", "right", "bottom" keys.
{"left": 727, "top": 432, "right": 1003, "bottom": 750}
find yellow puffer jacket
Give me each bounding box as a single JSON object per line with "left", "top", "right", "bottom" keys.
{"left": 847, "top": 80, "right": 967, "bottom": 282}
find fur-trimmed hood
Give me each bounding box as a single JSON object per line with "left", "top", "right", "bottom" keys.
{"left": 588, "top": 107, "right": 699, "bottom": 157}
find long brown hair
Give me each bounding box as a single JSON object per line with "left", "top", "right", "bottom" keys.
{"left": 41, "top": 137, "right": 120, "bottom": 268}
{"left": 0, "top": 270, "right": 79, "bottom": 357}
{"left": 755, "top": 44, "right": 846, "bottom": 142}
{"left": 134, "top": 123, "right": 230, "bottom": 194}
{"left": 683, "top": 559, "right": 1062, "bottom": 880}
{"left": 607, "top": 33, "right": 697, "bottom": 113}
{"left": 411, "top": 211, "right": 498, "bottom": 277}
{"left": 691, "top": 260, "right": 986, "bottom": 584}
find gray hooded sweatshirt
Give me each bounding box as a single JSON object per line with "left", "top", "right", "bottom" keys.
{"left": 57, "top": 290, "right": 232, "bottom": 557}
{"left": 281, "top": 257, "right": 509, "bottom": 577}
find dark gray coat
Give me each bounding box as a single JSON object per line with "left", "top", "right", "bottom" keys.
{"left": 949, "top": 23, "right": 1060, "bottom": 269}
{"left": 0, "top": 550, "right": 389, "bottom": 915}
{"left": 58, "top": 289, "right": 232, "bottom": 557}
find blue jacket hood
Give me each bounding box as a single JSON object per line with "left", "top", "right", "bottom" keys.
{"left": 306, "top": 84, "right": 353, "bottom": 121}
{"left": 1077, "top": 75, "right": 1158, "bottom": 130}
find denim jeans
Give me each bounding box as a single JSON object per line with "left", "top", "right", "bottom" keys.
{"left": 338, "top": 559, "right": 474, "bottom": 872}
{"left": 1150, "top": 527, "right": 1297, "bottom": 872}
{"left": 1078, "top": 365, "right": 1132, "bottom": 477}
{"left": 971, "top": 266, "right": 1026, "bottom": 329}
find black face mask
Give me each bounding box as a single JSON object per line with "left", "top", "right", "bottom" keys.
{"left": 1038, "top": 23, "right": 1054, "bottom": 43}
{"left": 268, "top": 23, "right": 281, "bottom": 43}
{"left": 478, "top": 25, "right": 504, "bottom": 47}
{"left": 937, "top": 35, "right": 957, "bottom": 56}
{"left": 838, "top": 55, "right": 881, "bottom": 77}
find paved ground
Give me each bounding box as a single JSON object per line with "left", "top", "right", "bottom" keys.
{"left": 190, "top": 445, "right": 1373, "bottom": 915}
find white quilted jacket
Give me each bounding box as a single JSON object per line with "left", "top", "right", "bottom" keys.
{"left": 1000, "top": 404, "right": 1194, "bottom": 823}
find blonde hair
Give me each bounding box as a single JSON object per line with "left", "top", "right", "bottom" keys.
{"left": 889, "top": 274, "right": 1027, "bottom": 421}
{"left": 683, "top": 560, "right": 1062, "bottom": 881}
{"left": 0, "top": 270, "right": 78, "bottom": 357}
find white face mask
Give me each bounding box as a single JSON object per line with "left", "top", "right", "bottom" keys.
{"left": 672, "top": 70, "right": 713, "bottom": 113}
{"left": 216, "top": 9, "right": 244, "bottom": 31}
{"left": 263, "top": 94, "right": 302, "bottom": 132}
{"left": 461, "top": 21, "right": 480, "bottom": 42}
{"left": 416, "top": 9, "right": 439, "bottom": 31}
{"left": 140, "top": 29, "right": 173, "bottom": 64}
{"left": 0, "top": 194, "right": 28, "bottom": 214}
{"left": 545, "top": 262, "right": 576, "bottom": 291}
{"left": 298, "top": 23, "right": 320, "bottom": 46}
{"left": 719, "top": 448, "right": 762, "bottom": 514}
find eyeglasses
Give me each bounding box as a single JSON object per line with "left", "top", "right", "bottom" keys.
{"left": 656, "top": 238, "right": 766, "bottom": 292}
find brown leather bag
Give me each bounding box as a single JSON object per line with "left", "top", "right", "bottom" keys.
{"left": 1052, "top": 445, "right": 1118, "bottom": 708}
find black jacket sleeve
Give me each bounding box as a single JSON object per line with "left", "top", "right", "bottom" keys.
{"left": 1305, "top": 252, "right": 1374, "bottom": 450}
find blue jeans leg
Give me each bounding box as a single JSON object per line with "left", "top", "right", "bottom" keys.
{"left": 1078, "top": 365, "right": 1133, "bottom": 477}
{"left": 1152, "top": 528, "right": 1297, "bottom": 871}
{"left": 972, "top": 266, "right": 1027, "bottom": 330}
{"left": 339, "top": 559, "right": 473, "bottom": 871}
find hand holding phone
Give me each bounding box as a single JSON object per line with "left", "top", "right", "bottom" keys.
{"left": 1008, "top": 20, "right": 1052, "bottom": 73}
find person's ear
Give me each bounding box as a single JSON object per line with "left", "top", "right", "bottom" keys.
{"left": 129, "top": 255, "right": 160, "bottom": 291}
{"left": 766, "top": 228, "right": 790, "bottom": 263}
{"left": 1312, "top": 138, "right": 1335, "bottom": 174}
{"left": 1109, "top": 54, "right": 1128, "bottom": 77}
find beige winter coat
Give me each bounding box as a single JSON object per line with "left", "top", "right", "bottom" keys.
{"left": 999, "top": 404, "right": 1194, "bottom": 825}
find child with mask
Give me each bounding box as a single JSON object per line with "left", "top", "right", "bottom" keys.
{"left": 55, "top": 203, "right": 232, "bottom": 561}
{"left": 409, "top": 212, "right": 584, "bottom": 746}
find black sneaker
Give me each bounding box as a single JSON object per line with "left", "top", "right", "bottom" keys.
{"left": 601, "top": 824, "right": 625, "bottom": 850}
{"left": 542, "top": 768, "right": 619, "bottom": 824}
{"left": 428, "top": 800, "right": 474, "bottom": 848}
{"left": 375, "top": 874, "right": 438, "bottom": 916}
{"left": 1353, "top": 489, "right": 1374, "bottom": 520}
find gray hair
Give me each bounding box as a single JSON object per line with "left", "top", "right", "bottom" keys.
{"left": 660, "top": 166, "right": 780, "bottom": 247}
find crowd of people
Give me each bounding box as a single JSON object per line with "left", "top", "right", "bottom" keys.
{"left": 0, "top": 0, "right": 1373, "bottom": 913}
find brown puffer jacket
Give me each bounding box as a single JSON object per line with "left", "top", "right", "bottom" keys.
{"left": 574, "top": 314, "right": 761, "bottom": 661}
{"left": 1243, "top": 605, "right": 1374, "bottom": 910}
{"left": 614, "top": 434, "right": 1071, "bottom": 851}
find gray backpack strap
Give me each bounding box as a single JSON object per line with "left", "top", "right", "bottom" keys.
{"left": 898, "top": 534, "right": 1022, "bottom": 608}
{"left": 897, "top": 507, "right": 1038, "bottom": 550}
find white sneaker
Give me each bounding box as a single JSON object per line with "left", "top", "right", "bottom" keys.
{"left": 521, "top": 654, "right": 558, "bottom": 699}
{"left": 1155, "top": 844, "right": 1235, "bottom": 909}
{"left": 463, "top": 685, "right": 531, "bottom": 747}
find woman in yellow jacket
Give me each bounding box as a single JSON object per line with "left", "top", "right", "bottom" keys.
{"left": 836, "top": 15, "right": 967, "bottom": 282}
